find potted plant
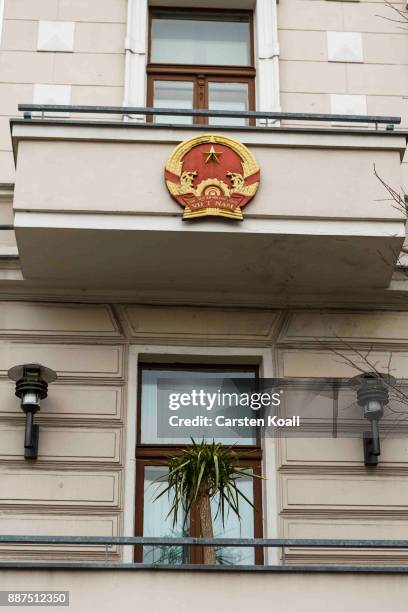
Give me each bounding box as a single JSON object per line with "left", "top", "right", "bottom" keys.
{"left": 155, "top": 439, "right": 261, "bottom": 565}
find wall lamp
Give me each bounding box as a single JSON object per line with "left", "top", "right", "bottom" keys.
{"left": 351, "top": 373, "right": 394, "bottom": 467}
{"left": 7, "top": 363, "right": 57, "bottom": 460}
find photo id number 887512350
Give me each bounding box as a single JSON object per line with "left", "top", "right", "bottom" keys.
{"left": 0, "top": 592, "right": 69, "bottom": 606}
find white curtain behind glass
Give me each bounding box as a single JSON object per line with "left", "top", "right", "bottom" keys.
{"left": 140, "top": 369, "right": 256, "bottom": 445}
{"left": 208, "top": 82, "right": 249, "bottom": 127}
{"left": 151, "top": 17, "right": 250, "bottom": 66}
{"left": 143, "top": 466, "right": 188, "bottom": 564}
{"left": 143, "top": 467, "right": 255, "bottom": 565}
{"left": 211, "top": 473, "right": 255, "bottom": 565}
{"left": 153, "top": 81, "right": 194, "bottom": 125}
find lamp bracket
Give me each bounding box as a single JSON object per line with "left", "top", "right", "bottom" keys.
{"left": 24, "top": 423, "right": 39, "bottom": 460}
{"left": 363, "top": 431, "right": 379, "bottom": 467}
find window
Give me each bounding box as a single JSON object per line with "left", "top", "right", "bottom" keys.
{"left": 147, "top": 9, "right": 255, "bottom": 125}
{"left": 135, "top": 364, "right": 263, "bottom": 565}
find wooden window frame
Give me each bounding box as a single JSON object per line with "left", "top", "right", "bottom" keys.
{"left": 135, "top": 363, "right": 264, "bottom": 565}
{"left": 148, "top": 8, "right": 255, "bottom": 68}
{"left": 147, "top": 74, "right": 255, "bottom": 125}
{"left": 147, "top": 7, "right": 256, "bottom": 124}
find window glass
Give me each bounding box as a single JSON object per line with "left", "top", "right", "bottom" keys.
{"left": 211, "top": 472, "right": 255, "bottom": 565}
{"left": 143, "top": 466, "right": 188, "bottom": 564}
{"left": 152, "top": 80, "right": 194, "bottom": 124}
{"left": 208, "top": 82, "right": 249, "bottom": 126}
{"left": 140, "top": 367, "right": 257, "bottom": 445}
{"left": 142, "top": 466, "right": 255, "bottom": 565}
{"left": 151, "top": 11, "right": 251, "bottom": 66}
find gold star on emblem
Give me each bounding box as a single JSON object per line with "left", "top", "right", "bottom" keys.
{"left": 202, "top": 146, "right": 223, "bottom": 164}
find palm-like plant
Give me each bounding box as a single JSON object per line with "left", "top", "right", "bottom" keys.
{"left": 155, "top": 439, "right": 260, "bottom": 564}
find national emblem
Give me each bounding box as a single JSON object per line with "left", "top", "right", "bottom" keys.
{"left": 164, "top": 134, "right": 260, "bottom": 220}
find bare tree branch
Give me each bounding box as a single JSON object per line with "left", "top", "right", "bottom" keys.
{"left": 373, "top": 164, "right": 407, "bottom": 216}
{"left": 376, "top": 2, "right": 408, "bottom": 28}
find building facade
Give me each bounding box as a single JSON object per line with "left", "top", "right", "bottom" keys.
{"left": 1, "top": 0, "right": 408, "bottom": 610}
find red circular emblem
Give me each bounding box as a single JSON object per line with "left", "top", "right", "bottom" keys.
{"left": 165, "top": 135, "right": 260, "bottom": 220}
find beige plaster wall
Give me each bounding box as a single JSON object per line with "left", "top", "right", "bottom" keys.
{"left": 0, "top": 185, "right": 15, "bottom": 254}
{"left": 0, "top": 302, "right": 408, "bottom": 564}
{"left": 0, "top": 301, "right": 125, "bottom": 561}
{"left": 0, "top": 0, "right": 126, "bottom": 182}
{"left": 1, "top": 0, "right": 408, "bottom": 185}
{"left": 277, "top": 0, "right": 408, "bottom": 195}
{"left": 277, "top": 309, "right": 408, "bottom": 563}
{"left": 1, "top": 569, "right": 408, "bottom": 612}
{"left": 12, "top": 134, "right": 404, "bottom": 221}
{"left": 278, "top": 0, "right": 408, "bottom": 121}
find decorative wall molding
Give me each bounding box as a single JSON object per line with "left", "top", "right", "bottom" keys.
{"left": 123, "top": 0, "right": 148, "bottom": 118}
{"left": 279, "top": 310, "right": 408, "bottom": 346}
{"left": 283, "top": 518, "right": 408, "bottom": 541}
{"left": 327, "top": 31, "right": 363, "bottom": 63}
{"left": 0, "top": 381, "right": 124, "bottom": 422}
{"left": 330, "top": 94, "right": 367, "bottom": 117}
{"left": 0, "top": 469, "right": 121, "bottom": 509}
{"left": 0, "top": 302, "right": 121, "bottom": 338}
{"left": 37, "top": 21, "right": 75, "bottom": 52}
{"left": 0, "top": 513, "right": 120, "bottom": 560}
{"left": 0, "top": 426, "right": 122, "bottom": 463}
{"left": 281, "top": 474, "right": 408, "bottom": 514}
{"left": 0, "top": 342, "right": 126, "bottom": 380}
{"left": 278, "top": 349, "right": 408, "bottom": 378}
{"left": 281, "top": 515, "right": 408, "bottom": 563}
{"left": 117, "top": 305, "right": 284, "bottom": 346}
{"left": 255, "top": 0, "right": 281, "bottom": 122}
{"left": 33, "top": 84, "right": 72, "bottom": 106}
{"left": 2, "top": 287, "right": 408, "bottom": 310}
{"left": 279, "top": 437, "right": 408, "bottom": 469}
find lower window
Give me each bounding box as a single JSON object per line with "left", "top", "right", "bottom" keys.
{"left": 135, "top": 364, "right": 263, "bottom": 565}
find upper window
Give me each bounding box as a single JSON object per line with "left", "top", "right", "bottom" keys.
{"left": 150, "top": 10, "right": 252, "bottom": 66}
{"left": 147, "top": 9, "right": 255, "bottom": 125}
{"left": 140, "top": 366, "right": 258, "bottom": 445}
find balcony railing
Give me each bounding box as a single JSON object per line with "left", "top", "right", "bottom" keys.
{"left": 17, "top": 104, "right": 401, "bottom": 131}
{"left": 2, "top": 536, "right": 408, "bottom": 572}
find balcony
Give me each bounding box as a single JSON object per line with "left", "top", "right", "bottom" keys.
{"left": 1, "top": 536, "right": 408, "bottom": 611}
{"left": 9, "top": 106, "right": 407, "bottom": 304}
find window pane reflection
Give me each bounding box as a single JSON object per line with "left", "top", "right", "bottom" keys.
{"left": 140, "top": 368, "right": 257, "bottom": 445}
{"left": 142, "top": 466, "right": 255, "bottom": 565}
{"left": 143, "top": 466, "right": 188, "bottom": 564}
{"left": 211, "top": 473, "right": 255, "bottom": 565}
{"left": 151, "top": 12, "right": 251, "bottom": 66}
{"left": 208, "top": 82, "right": 249, "bottom": 126}
{"left": 153, "top": 80, "right": 194, "bottom": 125}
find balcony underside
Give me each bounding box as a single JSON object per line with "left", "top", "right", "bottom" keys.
{"left": 14, "top": 214, "right": 404, "bottom": 295}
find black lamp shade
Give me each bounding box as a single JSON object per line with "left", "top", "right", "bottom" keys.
{"left": 8, "top": 363, "right": 57, "bottom": 384}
